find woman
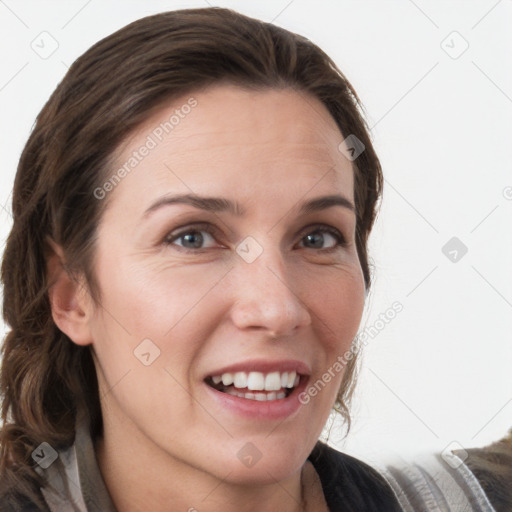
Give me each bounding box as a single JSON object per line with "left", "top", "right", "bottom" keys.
{"left": 0, "top": 7, "right": 509, "bottom": 512}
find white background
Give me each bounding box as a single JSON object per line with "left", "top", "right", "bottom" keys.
{"left": 1, "top": 0, "right": 511, "bottom": 466}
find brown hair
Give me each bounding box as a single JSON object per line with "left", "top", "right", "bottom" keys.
{"left": 0, "top": 7, "right": 382, "bottom": 506}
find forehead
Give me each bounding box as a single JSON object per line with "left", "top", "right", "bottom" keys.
{"left": 156, "top": 85, "right": 345, "bottom": 163}
{"left": 104, "top": 84, "right": 353, "bottom": 218}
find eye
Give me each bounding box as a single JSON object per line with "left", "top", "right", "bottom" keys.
{"left": 298, "top": 225, "right": 347, "bottom": 251}
{"left": 163, "top": 223, "right": 347, "bottom": 253}
{"left": 163, "top": 223, "right": 220, "bottom": 251}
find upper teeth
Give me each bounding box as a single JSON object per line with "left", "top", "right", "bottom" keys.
{"left": 211, "top": 371, "right": 299, "bottom": 391}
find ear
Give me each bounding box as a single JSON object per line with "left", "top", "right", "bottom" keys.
{"left": 46, "top": 238, "right": 94, "bottom": 346}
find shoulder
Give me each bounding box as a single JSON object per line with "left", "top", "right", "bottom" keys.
{"left": 308, "top": 441, "right": 403, "bottom": 511}
{"left": 459, "top": 433, "right": 512, "bottom": 512}
{"left": 377, "top": 434, "right": 512, "bottom": 512}
{"left": 308, "top": 434, "right": 512, "bottom": 512}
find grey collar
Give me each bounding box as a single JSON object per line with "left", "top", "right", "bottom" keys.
{"left": 37, "top": 413, "right": 117, "bottom": 512}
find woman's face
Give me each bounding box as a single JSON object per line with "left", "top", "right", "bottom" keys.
{"left": 85, "top": 84, "right": 365, "bottom": 484}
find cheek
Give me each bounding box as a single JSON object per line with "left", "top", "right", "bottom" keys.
{"left": 89, "top": 253, "right": 225, "bottom": 374}
{"left": 309, "top": 266, "right": 365, "bottom": 348}
{"left": 95, "top": 249, "right": 201, "bottom": 328}
{"left": 87, "top": 263, "right": 206, "bottom": 430}
{"left": 303, "top": 274, "right": 363, "bottom": 410}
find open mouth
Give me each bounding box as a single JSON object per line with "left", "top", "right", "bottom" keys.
{"left": 204, "top": 370, "right": 302, "bottom": 402}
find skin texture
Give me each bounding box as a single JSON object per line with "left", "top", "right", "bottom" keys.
{"left": 48, "top": 84, "right": 366, "bottom": 511}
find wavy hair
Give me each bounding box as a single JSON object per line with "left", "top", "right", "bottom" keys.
{"left": 0, "top": 7, "right": 382, "bottom": 507}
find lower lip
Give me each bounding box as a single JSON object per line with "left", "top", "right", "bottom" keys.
{"left": 204, "top": 376, "right": 309, "bottom": 420}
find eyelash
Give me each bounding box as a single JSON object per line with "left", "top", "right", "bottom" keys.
{"left": 163, "top": 222, "right": 347, "bottom": 253}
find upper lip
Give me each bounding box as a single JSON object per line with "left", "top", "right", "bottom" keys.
{"left": 204, "top": 359, "right": 311, "bottom": 379}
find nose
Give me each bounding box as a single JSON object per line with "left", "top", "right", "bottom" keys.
{"left": 229, "top": 246, "right": 312, "bottom": 338}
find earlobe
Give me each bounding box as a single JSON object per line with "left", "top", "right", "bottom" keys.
{"left": 46, "top": 238, "right": 93, "bottom": 346}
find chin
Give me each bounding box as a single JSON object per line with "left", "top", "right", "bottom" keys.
{"left": 209, "top": 435, "right": 309, "bottom": 485}
{"left": 222, "top": 459, "right": 303, "bottom": 486}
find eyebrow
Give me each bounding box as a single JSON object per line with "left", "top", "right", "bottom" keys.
{"left": 142, "top": 193, "right": 355, "bottom": 220}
